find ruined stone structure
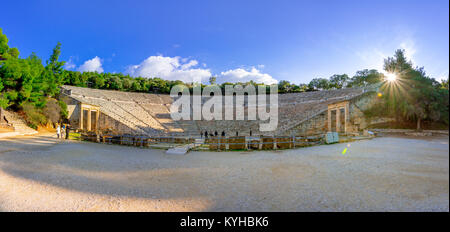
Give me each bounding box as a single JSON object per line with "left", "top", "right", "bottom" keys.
{"left": 61, "top": 85, "right": 378, "bottom": 137}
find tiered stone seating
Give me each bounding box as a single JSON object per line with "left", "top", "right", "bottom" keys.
{"left": 114, "top": 102, "right": 166, "bottom": 133}
{"left": 157, "top": 94, "right": 173, "bottom": 105}
{"left": 140, "top": 103, "right": 186, "bottom": 134}
{"left": 127, "top": 92, "right": 163, "bottom": 104}
{"left": 62, "top": 85, "right": 364, "bottom": 137}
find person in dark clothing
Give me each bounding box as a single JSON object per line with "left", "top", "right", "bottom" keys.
{"left": 250, "top": 130, "right": 252, "bottom": 136}
{"left": 236, "top": 131, "right": 238, "bottom": 136}
{"left": 221, "top": 131, "right": 225, "bottom": 136}
{"left": 65, "top": 125, "right": 70, "bottom": 139}
{"left": 205, "top": 131, "right": 208, "bottom": 138}
{"left": 214, "top": 131, "right": 218, "bottom": 136}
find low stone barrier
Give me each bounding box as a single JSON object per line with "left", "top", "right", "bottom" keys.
{"left": 261, "top": 136, "right": 275, "bottom": 150}
{"left": 228, "top": 136, "right": 246, "bottom": 150}
{"left": 372, "top": 128, "right": 449, "bottom": 135}
{"left": 207, "top": 137, "right": 239, "bottom": 150}
{"left": 276, "top": 137, "right": 293, "bottom": 149}
{"left": 248, "top": 139, "right": 260, "bottom": 149}
{"left": 174, "top": 138, "right": 183, "bottom": 144}
{"left": 294, "top": 137, "right": 309, "bottom": 147}
{"left": 207, "top": 138, "right": 219, "bottom": 150}
{"left": 219, "top": 137, "right": 228, "bottom": 150}
{"left": 81, "top": 132, "right": 99, "bottom": 142}
{"left": 76, "top": 132, "right": 332, "bottom": 152}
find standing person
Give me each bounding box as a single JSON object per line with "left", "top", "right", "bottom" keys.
{"left": 61, "top": 124, "right": 66, "bottom": 139}
{"left": 56, "top": 124, "right": 61, "bottom": 139}
{"left": 221, "top": 131, "right": 225, "bottom": 137}
{"left": 205, "top": 131, "right": 208, "bottom": 138}
{"left": 214, "top": 131, "right": 218, "bottom": 137}
{"left": 250, "top": 130, "right": 252, "bottom": 136}
{"left": 236, "top": 131, "right": 238, "bottom": 136}
{"left": 65, "top": 125, "right": 70, "bottom": 140}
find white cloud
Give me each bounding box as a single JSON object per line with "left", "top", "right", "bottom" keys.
{"left": 127, "top": 55, "right": 211, "bottom": 83}
{"left": 125, "top": 55, "right": 278, "bottom": 84}
{"left": 219, "top": 67, "right": 278, "bottom": 84}
{"left": 78, "top": 56, "right": 104, "bottom": 73}
{"left": 64, "top": 57, "right": 76, "bottom": 70}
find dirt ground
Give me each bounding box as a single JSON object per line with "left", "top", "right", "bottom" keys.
{"left": 0, "top": 133, "right": 448, "bottom": 212}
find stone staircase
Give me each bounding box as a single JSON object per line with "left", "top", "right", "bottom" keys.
{"left": 2, "top": 110, "right": 38, "bottom": 135}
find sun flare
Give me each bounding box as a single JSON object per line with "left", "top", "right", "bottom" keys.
{"left": 385, "top": 73, "right": 397, "bottom": 82}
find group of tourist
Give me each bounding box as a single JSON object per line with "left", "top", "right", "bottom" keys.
{"left": 56, "top": 124, "right": 70, "bottom": 140}
{"left": 200, "top": 130, "right": 253, "bottom": 138}
{"left": 201, "top": 130, "right": 226, "bottom": 138}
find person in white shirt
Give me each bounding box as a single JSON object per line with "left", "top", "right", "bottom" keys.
{"left": 56, "top": 124, "right": 61, "bottom": 139}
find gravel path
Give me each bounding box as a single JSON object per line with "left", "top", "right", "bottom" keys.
{"left": 0, "top": 134, "right": 448, "bottom": 211}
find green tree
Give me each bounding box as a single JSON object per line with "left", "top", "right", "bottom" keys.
{"left": 375, "top": 49, "right": 449, "bottom": 130}
{"left": 308, "top": 78, "right": 330, "bottom": 90}
{"left": 41, "top": 42, "right": 66, "bottom": 97}
{"left": 0, "top": 52, "right": 45, "bottom": 108}
{"left": 123, "top": 78, "right": 133, "bottom": 90}
{"left": 329, "top": 74, "right": 349, "bottom": 89}
{"left": 278, "top": 80, "right": 291, "bottom": 93}
{"left": 0, "top": 28, "right": 19, "bottom": 59}
{"left": 349, "top": 69, "right": 384, "bottom": 87}
{"left": 209, "top": 76, "right": 217, "bottom": 85}
{"left": 108, "top": 76, "right": 123, "bottom": 90}
{"left": 441, "top": 76, "right": 449, "bottom": 90}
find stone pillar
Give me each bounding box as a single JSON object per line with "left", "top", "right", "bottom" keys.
{"left": 80, "top": 106, "right": 83, "bottom": 130}
{"left": 336, "top": 108, "right": 341, "bottom": 133}
{"left": 96, "top": 110, "right": 100, "bottom": 132}
{"left": 327, "top": 109, "right": 332, "bottom": 132}
{"left": 344, "top": 103, "right": 349, "bottom": 134}
{"left": 87, "top": 108, "right": 92, "bottom": 131}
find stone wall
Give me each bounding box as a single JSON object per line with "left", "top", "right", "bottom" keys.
{"left": 286, "top": 111, "right": 328, "bottom": 136}
{"left": 98, "top": 112, "right": 136, "bottom": 134}
{"left": 61, "top": 95, "right": 81, "bottom": 128}
{"left": 347, "top": 92, "right": 378, "bottom": 133}
{"left": 284, "top": 92, "right": 379, "bottom": 135}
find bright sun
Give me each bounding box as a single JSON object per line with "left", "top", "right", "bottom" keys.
{"left": 385, "top": 73, "right": 397, "bottom": 82}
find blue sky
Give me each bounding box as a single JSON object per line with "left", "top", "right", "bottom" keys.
{"left": 1, "top": 0, "right": 449, "bottom": 84}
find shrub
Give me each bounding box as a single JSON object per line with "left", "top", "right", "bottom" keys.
{"left": 22, "top": 102, "right": 47, "bottom": 129}
{"left": 58, "top": 100, "right": 68, "bottom": 120}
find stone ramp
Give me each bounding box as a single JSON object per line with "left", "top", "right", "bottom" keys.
{"left": 165, "top": 138, "right": 203, "bottom": 155}
{"left": 166, "top": 145, "right": 190, "bottom": 155}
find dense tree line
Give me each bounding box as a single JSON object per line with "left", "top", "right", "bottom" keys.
{"left": 61, "top": 69, "right": 385, "bottom": 94}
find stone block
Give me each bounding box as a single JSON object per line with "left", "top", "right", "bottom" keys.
{"left": 229, "top": 136, "right": 246, "bottom": 150}
{"left": 261, "top": 136, "right": 275, "bottom": 150}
